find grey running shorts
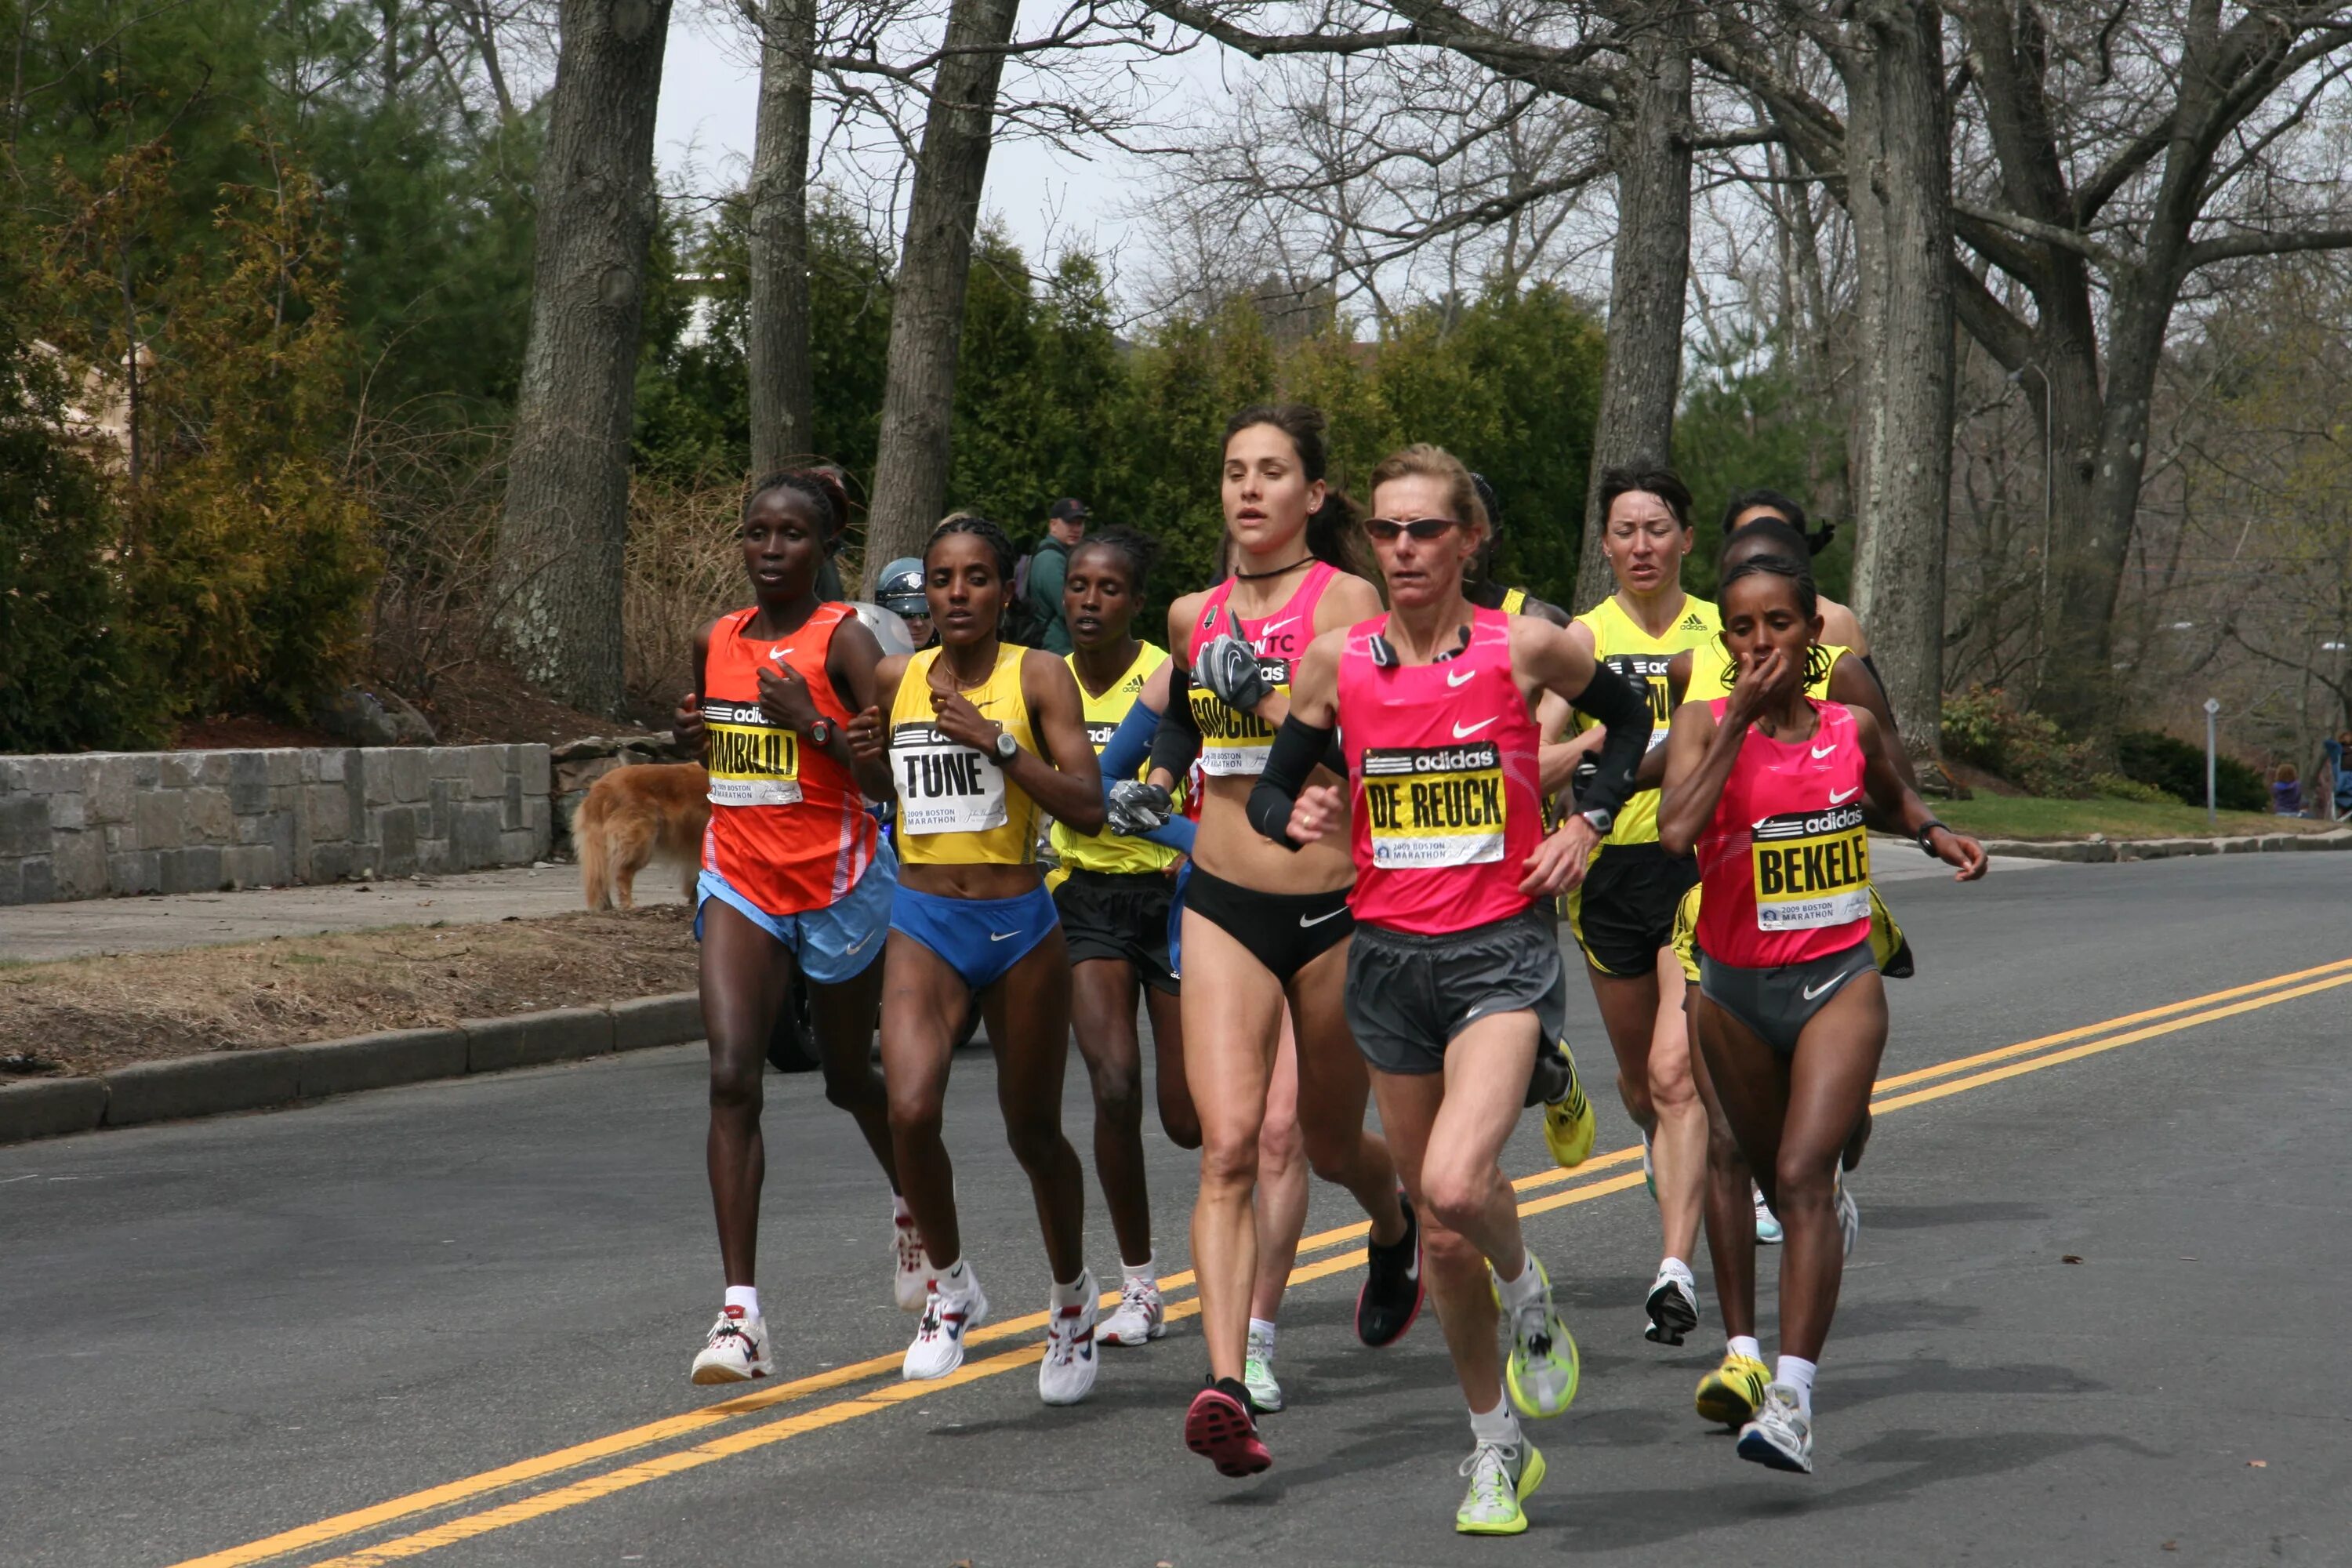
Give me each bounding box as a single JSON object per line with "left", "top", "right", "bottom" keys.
{"left": 1345, "top": 907, "right": 1569, "bottom": 1076}
{"left": 1698, "top": 938, "right": 1877, "bottom": 1054}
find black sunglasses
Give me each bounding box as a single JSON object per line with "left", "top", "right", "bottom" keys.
{"left": 1363, "top": 516, "right": 1465, "bottom": 543}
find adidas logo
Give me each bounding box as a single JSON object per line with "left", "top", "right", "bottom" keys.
{"left": 1680, "top": 613, "right": 1707, "bottom": 630}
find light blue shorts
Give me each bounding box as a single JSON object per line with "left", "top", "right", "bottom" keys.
{"left": 887, "top": 880, "right": 1060, "bottom": 992}
{"left": 695, "top": 838, "right": 896, "bottom": 985}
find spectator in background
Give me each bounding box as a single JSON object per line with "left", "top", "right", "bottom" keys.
{"left": 2323, "top": 731, "right": 2352, "bottom": 820}
{"left": 1026, "top": 498, "right": 1090, "bottom": 653}
{"left": 2272, "top": 762, "right": 2303, "bottom": 817}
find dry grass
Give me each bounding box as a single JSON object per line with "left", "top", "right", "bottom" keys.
{"left": 0, "top": 906, "right": 699, "bottom": 1076}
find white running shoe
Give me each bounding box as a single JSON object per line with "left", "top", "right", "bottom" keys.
{"left": 1736, "top": 1383, "right": 1814, "bottom": 1473}
{"left": 1755, "top": 1184, "right": 1784, "bottom": 1246}
{"left": 690, "top": 1305, "right": 771, "bottom": 1385}
{"left": 892, "top": 1210, "right": 928, "bottom": 1312}
{"left": 1243, "top": 1320, "right": 1285, "bottom": 1413}
{"left": 902, "top": 1272, "right": 989, "bottom": 1381}
{"left": 1096, "top": 1275, "right": 1165, "bottom": 1346}
{"left": 1643, "top": 1259, "right": 1700, "bottom": 1345}
{"left": 1835, "top": 1178, "right": 1860, "bottom": 1258}
{"left": 1037, "top": 1272, "right": 1100, "bottom": 1406}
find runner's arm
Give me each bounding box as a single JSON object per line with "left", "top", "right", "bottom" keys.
{"left": 1014, "top": 652, "right": 1106, "bottom": 833}
{"left": 825, "top": 615, "right": 898, "bottom": 801}
{"left": 847, "top": 655, "right": 906, "bottom": 801}
{"left": 1855, "top": 707, "right": 1985, "bottom": 880}
{"left": 1244, "top": 633, "right": 1342, "bottom": 849}
{"left": 1098, "top": 687, "right": 1196, "bottom": 855}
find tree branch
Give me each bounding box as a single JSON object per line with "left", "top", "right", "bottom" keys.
{"left": 2184, "top": 226, "right": 2352, "bottom": 269}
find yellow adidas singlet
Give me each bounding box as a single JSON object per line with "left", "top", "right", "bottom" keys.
{"left": 890, "top": 644, "right": 1043, "bottom": 866}
{"left": 1571, "top": 593, "right": 1720, "bottom": 848}
{"left": 1052, "top": 642, "right": 1180, "bottom": 879}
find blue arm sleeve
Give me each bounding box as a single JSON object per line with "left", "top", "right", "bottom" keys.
{"left": 1100, "top": 698, "right": 1196, "bottom": 855}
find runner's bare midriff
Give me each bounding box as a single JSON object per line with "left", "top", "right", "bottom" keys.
{"left": 1190, "top": 771, "right": 1355, "bottom": 894}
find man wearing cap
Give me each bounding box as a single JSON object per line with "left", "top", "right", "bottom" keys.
{"left": 1026, "top": 497, "right": 1091, "bottom": 653}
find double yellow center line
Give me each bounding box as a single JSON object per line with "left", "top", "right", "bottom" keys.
{"left": 175, "top": 954, "right": 2352, "bottom": 1568}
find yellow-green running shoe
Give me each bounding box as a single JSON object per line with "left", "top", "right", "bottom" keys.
{"left": 1454, "top": 1437, "right": 1546, "bottom": 1535}
{"left": 1501, "top": 1256, "right": 1581, "bottom": 1419}
{"left": 1541, "top": 1040, "right": 1597, "bottom": 1170}
{"left": 1694, "top": 1352, "right": 1769, "bottom": 1428}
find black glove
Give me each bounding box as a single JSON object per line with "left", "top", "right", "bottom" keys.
{"left": 1196, "top": 634, "right": 1272, "bottom": 712}
{"left": 1107, "top": 779, "right": 1174, "bottom": 837}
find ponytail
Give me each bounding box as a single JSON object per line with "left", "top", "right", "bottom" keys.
{"left": 1305, "top": 487, "right": 1360, "bottom": 574}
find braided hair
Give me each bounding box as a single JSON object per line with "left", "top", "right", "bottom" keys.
{"left": 745, "top": 468, "right": 852, "bottom": 552}
{"left": 1719, "top": 552, "right": 1833, "bottom": 687}
{"left": 1071, "top": 525, "right": 1162, "bottom": 596}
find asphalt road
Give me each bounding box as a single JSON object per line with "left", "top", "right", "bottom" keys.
{"left": 5, "top": 853, "right": 2348, "bottom": 1567}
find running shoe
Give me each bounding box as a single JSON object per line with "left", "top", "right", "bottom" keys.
{"left": 689, "top": 1305, "right": 771, "bottom": 1385}
{"left": 1643, "top": 1258, "right": 1699, "bottom": 1345}
{"left": 1694, "top": 1352, "right": 1769, "bottom": 1427}
{"left": 1540, "top": 1042, "right": 1597, "bottom": 1170}
{"left": 1096, "top": 1276, "right": 1165, "bottom": 1346}
{"left": 892, "top": 1210, "right": 928, "bottom": 1313}
{"left": 902, "top": 1272, "right": 989, "bottom": 1381}
{"left": 1835, "top": 1178, "right": 1860, "bottom": 1258}
{"left": 1243, "top": 1320, "right": 1285, "bottom": 1413}
{"left": 1754, "top": 1184, "right": 1784, "bottom": 1246}
{"left": 1501, "top": 1256, "right": 1580, "bottom": 1420}
{"left": 1185, "top": 1377, "right": 1271, "bottom": 1477}
{"left": 1356, "top": 1192, "right": 1425, "bottom": 1347}
{"left": 1454, "top": 1436, "right": 1546, "bottom": 1536}
{"left": 1736, "top": 1383, "right": 1813, "bottom": 1473}
{"left": 1036, "top": 1272, "right": 1099, "bottom": 1406}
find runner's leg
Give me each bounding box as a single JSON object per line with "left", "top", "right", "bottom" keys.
{"left": 1069, "top": 956, "right": 1153, "bottom": 1267}
{"left": 978, "top": 928, "right": 1088, "bottom": 1283}
{"left": 1181, "top": 907, "right": 1284, "bottom": 1385}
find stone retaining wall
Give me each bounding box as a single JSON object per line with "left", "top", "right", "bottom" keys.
{"left": 0, "top": 745, "right": 551, "bottom": 905}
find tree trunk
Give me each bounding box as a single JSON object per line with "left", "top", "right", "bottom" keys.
{"left": 1572, "top": 10, "right": 1691, "bottom": 612}
{"left": 861, "top": 0, "right": 1023, "bottom": 575}
{"left": 494, "top": 0, "right": 671, "bottom": 714}
{"left": 745, "top": 0, "right": 815, "bottom": 477}
{"left": 1837, "top": 0, "right": 1953, "bottom": 757}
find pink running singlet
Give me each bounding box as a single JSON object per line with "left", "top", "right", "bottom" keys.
{"left": 1186, "top": 560, "right": 1340, "bottom": 779}
{"left": 1692, "top": 696, "right": 1872, "bottom": 969}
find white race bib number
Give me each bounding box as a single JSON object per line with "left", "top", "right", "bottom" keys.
{"left": 893, "top": 723, "right": 1007, "bottom": 835}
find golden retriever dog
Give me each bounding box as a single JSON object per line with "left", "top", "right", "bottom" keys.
{"left": 575, "top": 763, "right": 710, "bottom": 909}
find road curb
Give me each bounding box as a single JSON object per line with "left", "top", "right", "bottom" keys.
{"left": 0, "top": 992, "right": 706, "bottom": 1147}
{"left": 1979, "top": 828, "right": 2352, "bottom": 862}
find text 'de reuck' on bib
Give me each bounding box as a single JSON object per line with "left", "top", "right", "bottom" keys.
{"left": 891, "top": 721, "right": 1008, "bottom": 836}
{"left": 1359, "top": 741, "right": 1508, "bottom": 869}
{"left": 702, "top": 696, "right": 803, "bottom": 808}
{"left": 1749, "top": 802, "right": 1870, "bottom": 931}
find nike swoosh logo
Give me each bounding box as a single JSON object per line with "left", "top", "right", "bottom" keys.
{"left": 1259, "top": 617, "right": 1298, "bottom": 638}
{"left": 1829, "top": 786, "right": 1860, "bottom": 804}
{"left": 843, "top": 932, "right": 873, "bottom": 956}
{"left": 1802, "top": 976, "right": 1842, "bottom": 1001}
{"left": 1446, "top": 666, "right": 1475, "bottom": 687}
{"left": 1810, "top": 743, "right": 1836, "bottom": 758}
{"left": 989, "top": 930, "right": 1018, "bottom": 942}
{"left": 1452, "top": 717, "right": 1497, "bottom": 738}
{"left": 1299, "top": 908, "right": 1347, "bottom": 928}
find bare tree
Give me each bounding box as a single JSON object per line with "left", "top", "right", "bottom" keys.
{"left": 493, "top": 0, "right": 673, "bottom": 713}
{"left": 743, "top": 0, "right": 818, "bottom": 472}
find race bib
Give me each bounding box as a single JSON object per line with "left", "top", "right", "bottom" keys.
{"left": 1359, "top": 742, "right": 1506, "bottom": 869}
{"left": 702, "top": 698, "right": 802, "bottom": 808}
{"left": 1750, "top": 804, "right": 1870, "bottom": 930}
{"left": 892, "top": 722, "right": 1007, "bottom": 835}
{"left": 1192, "top": 659, "right": 1288, "bottom": 776}
{"left": 1612, "top": 653, "right": 1677, "bottom": 750}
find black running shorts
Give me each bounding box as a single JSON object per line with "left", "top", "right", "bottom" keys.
{"left": 1052, "top": 868, "right": 1178, "bottom": 995}
{"left": 1565, "top": 841, "right": 1699, "bottom": 980}
{"left": 1183, "top": 863, "right": 1353, "bottom": 985}
{"left": 1345, "top": 909, "right": 1569, "bottom": 1076}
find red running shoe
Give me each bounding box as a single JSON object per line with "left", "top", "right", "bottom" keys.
{"left": 1185, "top": 1377, "right": 1271, "bottom": 1477}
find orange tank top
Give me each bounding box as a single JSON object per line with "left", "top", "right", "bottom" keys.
{"left": 699, "top": 604, "right": 877, "bottom": 915}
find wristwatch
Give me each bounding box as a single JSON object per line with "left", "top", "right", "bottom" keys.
{"left": 1578, "top": 806, "right": 1613, "bottom": 835}
{"left": 993, "top": 728, "right": 1019, "bottom": 763}
{"left": 807, "top": 717, "right": 834, "bottom": 750}
{"left": 1915, "top": 818, "right": 1948, "bottom": 854}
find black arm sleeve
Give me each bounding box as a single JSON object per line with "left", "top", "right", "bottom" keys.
{"left": 1570, "top": 659, "right": 1652, "bottom": 822}
{"left": 1148, "top": 660, "right": 1203, "bottom": 781}
{"left": 1246, "top": 714, "right": 1338, "bottom": 850}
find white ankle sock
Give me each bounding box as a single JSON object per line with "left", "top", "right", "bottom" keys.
{"left": 1468, "top": 1397, "right": 1522, "bottom": 1447}
{"left": 1496, "top": 1249, "right": 1544, "bottom": 1312}
{"left": 1247, "top": 1317, "right": 1278, "bottom": 1359}
{"left": 1122, "top": 1255, "right": 1157, "bottom": 1289}
{"left": 1050, "top": 1272, "right": 1091, "bottom": 1311}
{"left": 1727, "top": 1334, "right": 1762, "bottom": 1363}
{"left": 932, "top": 1256, "right": 973, "bottom": 1298}
{"left": 1776, "top": 1355, "right": 1817, "bottom": 1415}
{"left": 724, "top": 1285, "right": 760, "bottom": 1317}
{"left": 891, "top": 1192, "right": 913, "bottom": 1223}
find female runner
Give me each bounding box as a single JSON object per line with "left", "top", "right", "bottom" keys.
{"left": 1659, "top": 552, "right": 1986, "bottom": 1473}
{"left": 1145, "top": 405, "right": 1419, "bottom": 1475}
{"left": 1552, "top": 466, "right": 1719, "bottom": 1345}
{"left": 1250, "top": 444, "right": 1654, "bottom": 1532}
{"left": 1052, "top": 528, "right": 1191, "bottom": 1345}
{"left": 681, "top": 470, "right": 912, "bottom": 1385}
{"left": 848, "top": 514, "right": 1110, "bottom": 1406}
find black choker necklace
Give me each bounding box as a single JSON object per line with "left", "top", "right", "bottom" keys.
{"left": 1232, "top": 555, "right": 1313, "bottom": 582}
